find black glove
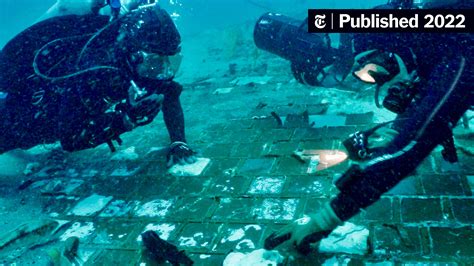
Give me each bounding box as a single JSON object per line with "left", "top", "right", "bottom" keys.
{"left": 166, "top": 141, "right": 197, "bottom": 167}
{"left": 129, "top": 93, "right": 163, "bottom": 126}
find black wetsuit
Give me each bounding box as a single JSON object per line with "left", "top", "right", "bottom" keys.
{"left": 0, "top": 13, "right": 186, "bottom": 153}
{"left": 332, "top": 30, "right": 473, "bottom": 220}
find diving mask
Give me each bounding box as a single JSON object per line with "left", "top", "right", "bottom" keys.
{"left": 136, "top": 51, "right": 182, "bottom": 80}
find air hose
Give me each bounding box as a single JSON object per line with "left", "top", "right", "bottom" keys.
{"left": 33, "top": 23, "right": 120, "bottom": 82}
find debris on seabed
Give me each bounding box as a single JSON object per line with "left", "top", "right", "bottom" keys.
{"left": 223, "top": 249, "right": 284, "bottom": 266}
{"left": 59, "top": 222, "right": 95, "bottom": 242}
{"left": 110, "top": 146, "right": 139, "bottom": 161}
{"left": 217, "top": 225, "right": 262, "bottom": 251}
{"left": 230, "top": 76, "right": 272, "bottom": 86}
{"left": 68, "top": 194, "right": 113, "bottom": 216}
{"left": 41, "top": 179, "right": 84, "bottom": 196}
{"left": 137, "top": 223, "right": 177, "bottom": 242}
{"left": 134, "top": 199, "right": 174, "bottom": 218}
{"left": 168, "top": 158, "right": 210, "bottom": 176}
{"left": 214, "top": 87, "right": 234, "bottom": 95}
{"left": 319, "top": 222, "right": 370, "bottom": 255}
{"left": 23, "top": 162, "right": 41, "bottom": 176}
{"left": 0, "top": 219, "right": 70, "bottom": 260}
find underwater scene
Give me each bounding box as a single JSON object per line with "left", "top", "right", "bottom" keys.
{"left": 0, "top": 0, "right": 473, "bottom": 265}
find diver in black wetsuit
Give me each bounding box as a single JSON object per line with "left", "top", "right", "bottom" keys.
{"left": 261, "top": 0, "right": 473, "bottom": 254}
{"left": 0, "top": 4, "right": 196, "bottom": 167}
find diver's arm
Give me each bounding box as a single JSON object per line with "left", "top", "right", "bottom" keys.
{"left": 159, "top": 81, "right": 187, "bottom": 143}
{"left": 134, "top": 79, "right": 187, "bottom": 143}
{"left": 266, "top": 54, "right": 472, "bottom": 254}
{"left": 335, "top": 52, "right": 472, "bottom": 215}
{"left": 137, "top": 79, "right": 196, "bottom": 166}
{"left": 161, "top": 86, "right": 197, "bottom": 167}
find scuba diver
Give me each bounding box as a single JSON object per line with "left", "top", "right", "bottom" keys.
{"left": 256, "top": 0, "right": 473, "bottom": 255}
{"left": 0, "top": 4, "right": 197, "bottom": 167}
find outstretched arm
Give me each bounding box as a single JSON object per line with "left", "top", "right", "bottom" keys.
{"left": 333, "top": 54, "right": 471, "bottom": 219}
{"left": 266, "top": 54, "right": 472, "bottom": 254}
{"left": 138, "top": 79, "right": 196, "bottom": 166}
{"left": 158, "top": 81, "right": 186, "bottom": 143}
{"left": 157, "top": 81, "right": 197, "bottom": 166}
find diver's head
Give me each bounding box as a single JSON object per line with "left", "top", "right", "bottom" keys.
{"left": 119, "top": 4, "right": 182, "bottom": 80}
{"left": 119, "top": 4, "right": 181, "bottom": 56}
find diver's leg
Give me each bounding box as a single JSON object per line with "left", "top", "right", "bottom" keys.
{"left": 332, "top": 55, "right": 471, "bottom": 221}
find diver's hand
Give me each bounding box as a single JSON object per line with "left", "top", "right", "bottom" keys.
{"left": 342, "top": 124, "right": 399, "bottom": 161}
{"left": 264, "top": 203, "right": 342, "bottom": 255}
{"left": 269, "top": 215, "right": 320, "bottom": 245}
{"left": 129, "top": 94, "right": 163, "bottom": 126}
{"left": 166, "top": 141, "right": 197, "bottom": 167}
{"left": 265, "top": 215, "right": 329, "bottom": 255}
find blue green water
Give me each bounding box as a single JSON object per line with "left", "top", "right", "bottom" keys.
{"left": 0, "top": 0, "right": 386, "bottom": 49}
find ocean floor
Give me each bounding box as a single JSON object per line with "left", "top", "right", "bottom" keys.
{"left": 0, "top": 23, "right": 473, "bottom": 265}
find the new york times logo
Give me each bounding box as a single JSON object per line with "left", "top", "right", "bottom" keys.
{"left": 308, "top": 9, "right": 473, "bottom": 33}
{"left": 314, "top": 14, "right": 326, "bottom": 29}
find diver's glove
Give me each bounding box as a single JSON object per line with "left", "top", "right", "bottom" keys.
{"left": 264, "top": 202, "right": 342, "bottom": 255}
{"left": 129, "top": 94, "right": 163, "bottom": 127}
{"left": 343, "top": 123, "right": 399, "bottom": 161}
{"left": 166, "top": 141, "right": 197, "bottom": 167}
